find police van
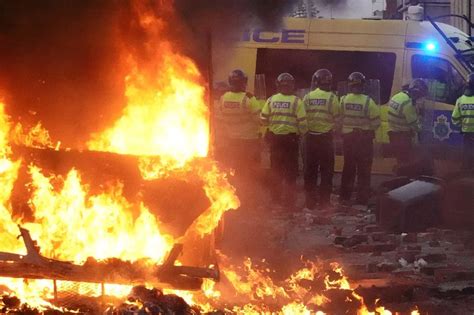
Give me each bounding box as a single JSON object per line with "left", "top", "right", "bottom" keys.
{"left": 211, "top": 16, "right": 474, "bottom": 173}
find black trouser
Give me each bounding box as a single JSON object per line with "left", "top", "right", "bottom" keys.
{"left": 268, "top": 133, "right": 299, "bottom": 205}
{"left": 340, "top": 131, "right": 374, "bottom": 203}
{"left": 463, "top": 133, "right": 474, "bottom": 170}
{"left": 388, "top": 131, "right": 413, "bottom": 165}
{"left": 304, "top": 132, "right": 334, "bottom": 205}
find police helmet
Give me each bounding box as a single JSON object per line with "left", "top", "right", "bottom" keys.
{"left": 276, "top": 73, "right": 295, "bottom": 91}
{"left": 228, "top": 69, "right": 248, "bottom": 91}
{"left": 408, "top": 78, "right": 428, "bottom": 99}
{"left": 312, "top": 69, "right": 333, "bottom": 89}
{"left": 347, "top": 72, "right": 366, "bottom": 93}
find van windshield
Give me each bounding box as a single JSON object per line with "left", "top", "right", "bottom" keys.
{"left": 460, "top": 51, "right": 474, "bottom": 71}
{"left": 436, "top": 22, "right": 474, "bottom": 71}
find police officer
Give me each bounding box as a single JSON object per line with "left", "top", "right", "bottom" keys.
{"left": 217, "top": 69, "right": 262, "bottom": 173}
{"left": 452, "top": 73, "right": 474, "bottom": 170}
{"left": 339, "top": 72, "right": 380, "bottom": 205}
{"left": 388, "top": 79, "right": 428, "bottom": 172}
{"left": 303, "top": 69, "right": 340, "bottom": 209}
{"left": 261, "top": 73, "right": 308, "bottom": 208}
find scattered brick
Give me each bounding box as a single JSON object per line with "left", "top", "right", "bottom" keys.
{"left": 434, "top": 268, "right": 474, "bottom": 282}
{"left": 421, "top": 263, "right": 448, "bottom": 276}
{"left": 418, "top": 232, "right": 435, "bottom": 243}
{"left": 364, "top": 225, "right": 383, "bottom": 233}
{"left": 343, "top": 234, "right": 369, "bottom": 248}
{"left": 334, "top": 236, "right": 347, "bottom": 245}
{"left": 377, "top": 262, "right": 397, "bottom": 272}
{"left": 407, "top": 244, "right": 422, "bottom": 251}
{"left": 371, "top": 232, "right": 389, "bottom": 242}
{"left": 397, "top": 250, "right": 420, "bottom": 263}
{"left": 353, "top": 243, "right": 397, "bottom": 253}
{"left": 417, "top": 253, "right": 447, "bottom": 263}
{"left": 403, "top": 233, "right": 418, "bottom": 243}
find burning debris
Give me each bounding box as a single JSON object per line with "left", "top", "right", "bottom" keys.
{"left": 0, "top": 0, "right": 470, "bottom": 314}
{"left": 105, "top": 286, "right": 200, "bottom": 315}
{"left": 0, "top": 0, "right": 237, "bottom": 311}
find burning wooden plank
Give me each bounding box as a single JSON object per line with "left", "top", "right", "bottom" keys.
{"left": 0, "top": 226, "right": 218, "bottom": 291}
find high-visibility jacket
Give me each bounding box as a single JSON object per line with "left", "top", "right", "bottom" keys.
{"left": 340, "top": 93, "right": 380, "bottom": 134}
{"left": 217, "top": 91, "right": 262, "bottom": 139}
{"left": 260, "top": 93, "right": 308, "bottom": 135}
{"left": 387, "top": 92, "right": 420, "bottom": 133}
{"left": 452, "top": 95, "right": 474, "bottom": 133}
{"left": 303, "top": 88, "right": 340, "bottom": 134}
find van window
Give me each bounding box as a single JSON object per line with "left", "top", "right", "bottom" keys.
{"left": 411, "top": 55, "right": 465, "bottom": 105}
{"left": 255, "top": 49, "right": 396, "bottom": 104}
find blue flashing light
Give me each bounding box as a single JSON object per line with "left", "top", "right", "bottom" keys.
{"left": 425, "top": 41, "right": 437, "bottom": 52}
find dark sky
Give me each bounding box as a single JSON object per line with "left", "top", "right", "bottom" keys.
{"left": 0, "top": 0, "right": 296, "bottom": 147}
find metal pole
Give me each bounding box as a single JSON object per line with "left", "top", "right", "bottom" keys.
{"left": 469, "top": 0, "right": 472, "bottom": 36}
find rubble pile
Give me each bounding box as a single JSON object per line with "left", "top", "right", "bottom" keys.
{"left": 1, "top": 294, "right": 79, "bottom": 315}
{"left": 1, "top": 286, "right": 214, "bottom": 315}
{"left": 104, "top": 286, "right": 201, "bottom": 315}
{"left": 285, "top": 202, "right": 474, "bottom": 313}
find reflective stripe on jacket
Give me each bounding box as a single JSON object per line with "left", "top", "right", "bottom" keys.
{"left": 218, "top": 91, "right": 262, "bottom": 139}
{"left": 388, "top": 92, "right": 420, "bottom": 132}
{"left": 340, "top": 93, "right": 380, "bottom": 134}
{"left": 453, "top": 95, "right": 474, "bottom": 133}
{"left": 260, "top": 93, "right": 308, "bottom": 135}
{"left": 303, "top": 88, "right": 340, "bottom": 133}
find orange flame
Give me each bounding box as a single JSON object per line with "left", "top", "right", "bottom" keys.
{"left": 87, "top": 1, "right": 209, "bottom": 173}
{"left": 24, "top": 165, "right": 174, "bottom": 263}
{"left": 0, "top": 0, "right": 236, "bottom": 310}
{"left": 0, "top": 2, "right": 424, "bottom": 314}
{"left": 11, "top": 121, "right": 58, "bottom": 150}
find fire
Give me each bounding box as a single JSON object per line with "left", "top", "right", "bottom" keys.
{"left": 24, "top": 165, "right": 173, "bottom": 263}
{"left": 0, "top": 1, "right": 424, "bottom": 314}
{"left": 324, "top": 263, "right": 351, "bottom": 290}
{"left": 87, "top": 1, "right": 209, "bottom": 172}
{"left": 11, "top": 121, "right": 58, "bottom": 150}
{"left": 0, "top": 101, "right": 22, "bottom": 254}
{"left": 0, "top": 0, "right": 237, "bottom": 311}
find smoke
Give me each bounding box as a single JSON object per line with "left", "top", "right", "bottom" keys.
{"left": 314, "top": 0, "right": 382, "bottom": 19}
{"left": 0, "top": 0, "right": 299, "bottom": 147}
{"left": 168, "top": 0, "right": 302, "bottom": 70}
{"left": 173, "top": 0, "right": 300, "bottom": 27}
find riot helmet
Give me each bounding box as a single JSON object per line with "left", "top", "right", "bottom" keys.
{"left": 407, "top": 78, "right": 428, "bottom": 100}
{"left": 312, "top": 69, "right": 333, "bottom": 91}
{"left": 276, "top": 73, "right": 295, "bottom": 95}
{"left": 347, "top": 72, "right": 366, "bottom": 94}
{"left": 228, "top": 69, "right": 248, "bottom": 92}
